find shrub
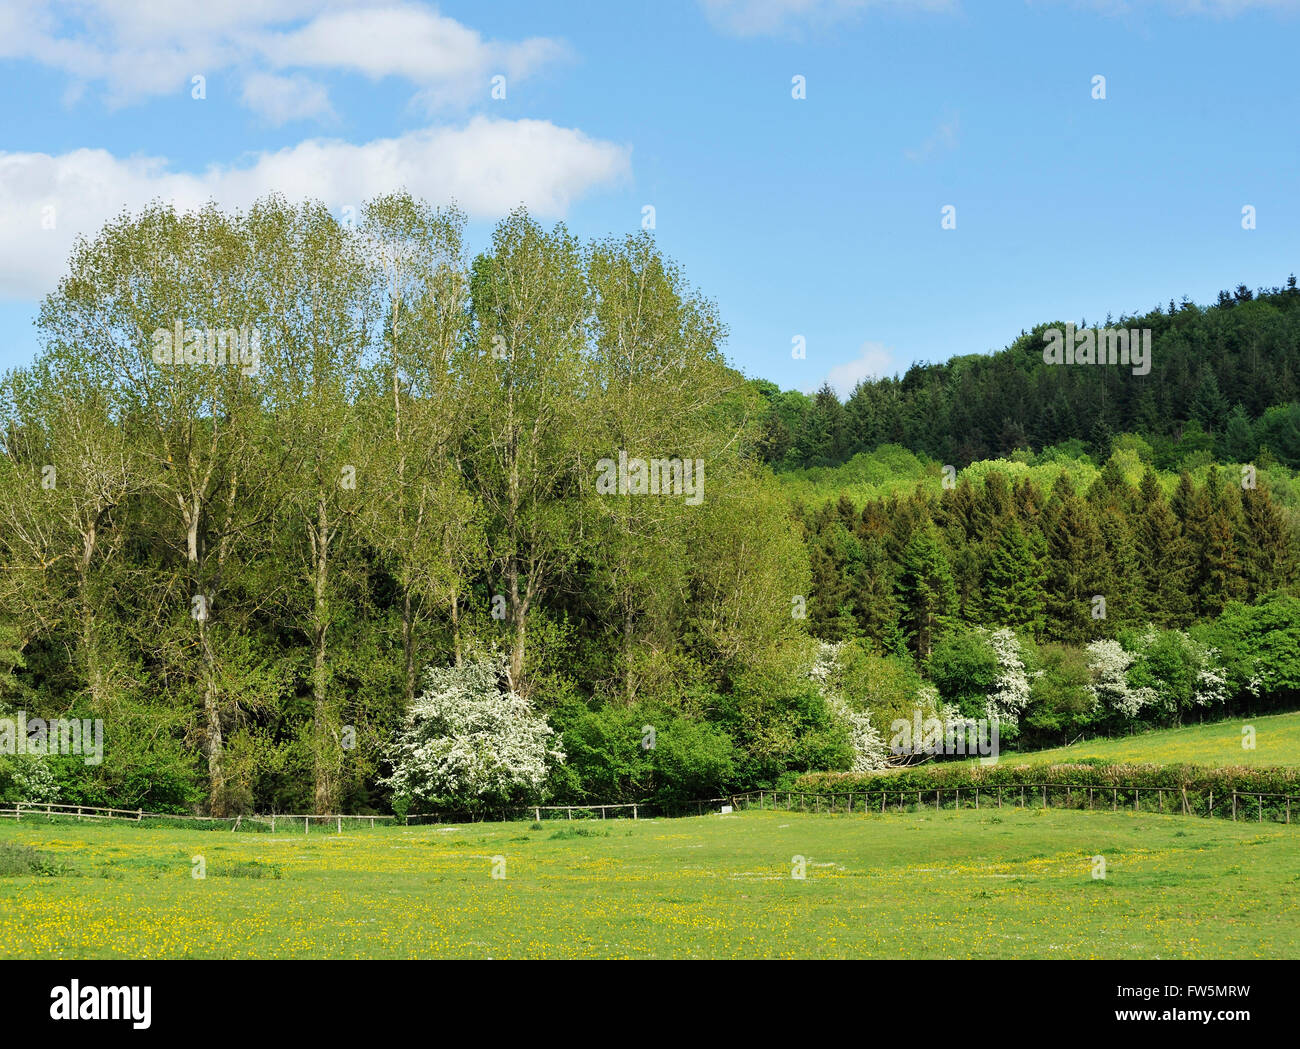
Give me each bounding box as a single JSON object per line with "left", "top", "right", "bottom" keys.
{"left": 382, "top": 657, "right": 564, "bottom": 815}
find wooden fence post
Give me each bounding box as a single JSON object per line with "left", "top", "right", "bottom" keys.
{"left": 1232, "top": 792, "right": 1237, "bottom": 821}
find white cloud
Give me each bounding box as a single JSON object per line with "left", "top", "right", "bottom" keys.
{"left": 702, "top": 0, "right": 1300, "bottom": 34}
{"left": 1034, "top": 0, "right": 1300, "bottom": 13}
{"left": 0, "top": 1, "right": 568, "bottom": 114}
{"left": 0, "top": 117, "right": 631, "bottom": 299}
{"left": 241, "top": 72, "right": 335, "bottom": 125}
{"left": 701, "top": 0, "right": 956, "bottom": 37}
{"left": 817, "top": 341, "right": 896, "bottom": 398}
{"left": 904, "top": 111, "right": 959, "bottom": 162}
{"left": 259, "top": 6, "right": 568, "bottom": 110}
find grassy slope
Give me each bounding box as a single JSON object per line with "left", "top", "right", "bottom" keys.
{"left": 1000, "top": 711, "right": 1300, "bottom": 768}
{"left": 1, "top": 809, "right": 1296, "bottom": 959}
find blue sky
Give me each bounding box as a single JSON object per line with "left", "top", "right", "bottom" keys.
{"left": 1, "top": 0, "right": 1297, "bottom": 394}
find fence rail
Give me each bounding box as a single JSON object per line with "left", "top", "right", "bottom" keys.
{"left": 737, "top": 785, "right": 1297, "bottom": 824}
{"left": 3, "top": 783, "right": 1297, "bottom": 831}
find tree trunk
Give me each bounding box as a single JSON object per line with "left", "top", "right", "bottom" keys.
{"left": 77, "top": 523, "right": 104, "bottom": 711}
{"left": 450, "top": 591, "right": 462, "bottom": 667}
{"left": 312, "top": 494, "right": 334, "bottom": 814}
{"left": 199, "top": 617, "right": 226, "bottom": 816}
{"left": 402, "top": 588, "right": 416, "bottom": 705}
{"left": 507, "top": 559, "right": 526, "bottom": 692}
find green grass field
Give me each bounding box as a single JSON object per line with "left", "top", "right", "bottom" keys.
{"left": 999, "top": 711, "right": 1300, "bottom": 768}
{"left": 2, "top": 808, "right": 1297, "bottom": 959}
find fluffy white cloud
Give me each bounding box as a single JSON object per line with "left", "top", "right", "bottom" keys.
{"left": 817, "top": 340, "right": 896, "bottom": 397}
{"left": 0, "top": 117, "right": 631, "bottom": 299}
{"left": 0, "top": 1, "right": 568, "bottom": 113}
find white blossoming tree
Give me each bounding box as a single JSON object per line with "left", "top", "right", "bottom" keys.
{"left": 383, "top": 657, "right": 564, "bottom": 816}
{"left": 984, "top": 627, "right": 1035, "bottom": 736}
{"left": 1084, "top": 638, "right": 1156, "bottom": 718}
{"left": 809, "top": 642, "right": 888, "bottom": 772}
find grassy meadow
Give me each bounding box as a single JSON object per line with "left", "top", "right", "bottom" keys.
{"left": 1, "top": 808, "right": 1297, "bottom": 959}
{"left": 998, "top": 711, "right": 1300, "bottom": 768}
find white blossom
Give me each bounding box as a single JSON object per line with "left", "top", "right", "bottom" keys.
{"left": 984, "top": 627, "right": 1034, "bottom": 731}
{"left": 1085, "top": 638, "right": 1156, "bottom": 717}
{"left": 382, "top": 657, "right": 563, "bottom": 811}
{"left": 809, "top": 641, "right": 888, "bottom": 772}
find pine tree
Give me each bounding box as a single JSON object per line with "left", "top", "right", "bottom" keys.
{"left": 1239, "top": 483, "right": 1294, "bottom": 598}
{"left": 1220, "top": 403, "right": 1256, "bottom": 462}
{"left": 894, "top": 526, "right": 958, "bottom": 660}
{"left": 981, "top": 520, "right": 1046, "bottom": 637}
{"left": 1042, "top": 490, "right": 1108, "bottom": 643}
{"left": 1134, "top": 468, "right": 1193, "bottom": 626}
{"left": 1190, "top": 370, "right": 1229, "bottom": 433}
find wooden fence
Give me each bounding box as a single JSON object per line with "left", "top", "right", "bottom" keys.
{"left": 3, "top": 783, "right": 1297, "bottom": 830}
{"left": 738, "top": 785, "right": 1297, "bottom": 824}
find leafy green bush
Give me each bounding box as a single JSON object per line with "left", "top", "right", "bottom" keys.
{"left": 549, "top": 701, "right": 736, "bottom": 805}
{"left": 927, "top": 627, "right": 998, "bottom": 718}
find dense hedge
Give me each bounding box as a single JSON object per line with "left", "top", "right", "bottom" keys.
{"left": 792, "top": 761, "right": 1300, "bottom": 796}
{"left": 789, "top": 762, "right": 1300, "bottom": 822}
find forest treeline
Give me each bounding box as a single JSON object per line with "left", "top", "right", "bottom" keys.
{"left": 1, "top": 195, "right": 1298, "bottom": 816}
{"left": 0, "top": 195, "right": 810, "bottom": 815}
{"left": 799, "top": 459, "right": 1295, "bottom": 651}
{"left": 757, "top": 280, "right": 1300, "bottom": 471}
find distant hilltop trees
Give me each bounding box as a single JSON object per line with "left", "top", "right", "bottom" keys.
{"left": 756, "top": 278, "right": 1300, "bottom": 471}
